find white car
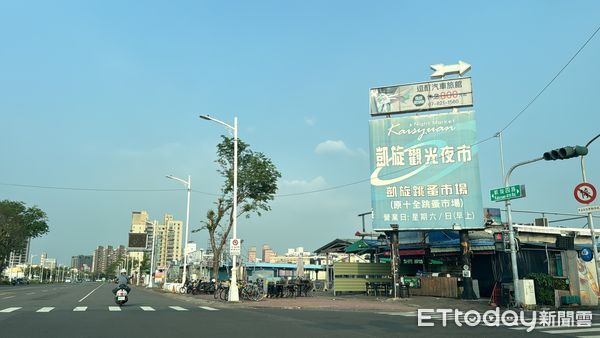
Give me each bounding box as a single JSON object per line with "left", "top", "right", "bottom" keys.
{"left": 65, "top": 278, "right": 72, "bottom": 283}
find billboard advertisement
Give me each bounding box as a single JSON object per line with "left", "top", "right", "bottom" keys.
{"left": 369, "top": 111, "right": 484, "bottom": 230}
{"left": 369, "top": 78, "right": 473, "bottom": 116}
{"left": 128, "top": 232, "right": 148, "bottom": 249}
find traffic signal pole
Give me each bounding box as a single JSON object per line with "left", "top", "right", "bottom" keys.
{"left": 504, "top": 156, "right": 543, "bottom": 307}
{"left": 581, "top": 134, "right": 600, "bottom": 288}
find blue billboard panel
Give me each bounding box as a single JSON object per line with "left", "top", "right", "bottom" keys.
{"left": 369, "top": 111, "right": 484, "bottom": 230}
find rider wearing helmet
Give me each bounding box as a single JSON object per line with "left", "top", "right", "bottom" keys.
{"left": 112, "top": 268, "right": 131, "bottom": 294}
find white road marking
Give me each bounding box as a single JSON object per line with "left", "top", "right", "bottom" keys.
{"left": 73, "top": 306, "right": 87, "bottom": 312}
{"left": 510, "top": 323, "right": 600, "bottom": 331}
{"left": 36, "top": 307, "right": 55, "bottom": 312}
{"left": 2, "top": 296, "right": 15, "bottom": 299}
{"left": 542, "top": 327, "right": 600, "bottom": 334}
{"left": 26, "top": 292, "right": 35, "bottom": 295}
{"left": 169, "top": 306, "right": 188, "bottom": 311}
{"left": 78, "top": 283, "right": 104, "bottom": 302}
{"left": 377, "top": 312, "right": 415, "bottom": 316}
{"left": 108, "top": 306, "right": 121, "bottom": 312}
{"left": 199, "top": 306, "right": 218, "bottom": 311}
{"left": 140, "top": 306, "right": 155, "bottom": 311}
{"left": 0, "top": 307, "right": 21, "bottom": 313}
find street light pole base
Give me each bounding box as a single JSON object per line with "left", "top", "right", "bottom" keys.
{"left": 228, "top": 284, "right": 239, "bottom": 302}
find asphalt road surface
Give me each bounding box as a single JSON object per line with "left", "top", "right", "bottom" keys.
{"left": 0, "top": 283, "right": 598, "bottom": 338}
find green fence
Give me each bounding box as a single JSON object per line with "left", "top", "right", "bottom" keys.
{"left": 333, "top": 262, "right": 391, "bottom": 295}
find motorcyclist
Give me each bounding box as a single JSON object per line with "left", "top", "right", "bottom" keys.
{"left": 112, "top": 269, "right": 131, "bottom": 294}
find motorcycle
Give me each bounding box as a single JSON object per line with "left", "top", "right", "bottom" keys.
{"left": 115, "top": 286, "right": 129, "bottom": 306}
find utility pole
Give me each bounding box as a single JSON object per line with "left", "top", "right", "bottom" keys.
{"left": 581, "top": 134, "right": 600, "bottom": 287}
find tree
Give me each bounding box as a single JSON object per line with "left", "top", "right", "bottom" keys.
{"left": 194, "top": 136, "right": 281, "bottom": 281}
{"left": 0, "top": 200, "right": 49, "bottom": 273}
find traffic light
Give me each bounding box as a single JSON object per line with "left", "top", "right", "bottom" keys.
{"left": 543, "top": 145, "right": 588, "bottom": 161}
{"left": 494, "top": 232, "right": 511, "bottom": 252}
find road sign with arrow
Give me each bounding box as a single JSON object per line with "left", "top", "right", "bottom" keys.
{"left": 430, "top": 60, "right": 471, "bottom": 78}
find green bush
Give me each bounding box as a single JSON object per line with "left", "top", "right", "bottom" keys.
{"left": 525, "top": 273, "right": 564, "bottom": 306}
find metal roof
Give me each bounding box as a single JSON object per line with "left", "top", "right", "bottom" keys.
{"left": 245, "top": 262, "right": 324, "bottom": 270}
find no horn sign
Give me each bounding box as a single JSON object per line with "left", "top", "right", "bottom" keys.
{"left": 574, "top": 182, "right": 597, "bottom": 204}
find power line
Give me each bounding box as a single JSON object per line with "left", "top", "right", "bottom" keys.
{"left": 7, "top": 23, "right": 595, "bottom": 199}
{"left": 277, "top": 134, "right": 497, "bottom": 197}
{"left": 0, "top": 182, "right": 217, "bottom": 196}
{"left": 1, "top": 133, "right": 498, "bottom": 198}
{"left": 499, "top": 24, "right": 600, "bottom": 133}
{"left": 280, "top": 25, "right": 600, "bottom": 198}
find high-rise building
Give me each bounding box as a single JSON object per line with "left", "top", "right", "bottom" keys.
{"left": 248, "top": 247, "right": 257, "bottom": 263}
{"left": 71, "top": 255, "right": 93, "bottom": 271}
{"left": 129, "top": 211, "right": 150, "bottom": 265}
{"left": 92, "top": 246, "right": 105, "bottom": 273}
{"left": 262, "top": 245, "right": 276, "bottom": 263}
{"left": 127, "top": 211, "right": 184, "bottom": 270}
{"left": 91, "top": 245, "right": 127, "bottom": 274}
{"left": 7, "top": 238, "right": 30, "bottom": 267}
{"left": 157, "top": 214, "right": 183, "bottom": 267}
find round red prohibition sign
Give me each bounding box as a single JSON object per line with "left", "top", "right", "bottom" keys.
{"left": 232, "top": 239, "right": 239, "bottom": 246}
{"left": 574, "top": 182, "right": 597, "bottom": 204}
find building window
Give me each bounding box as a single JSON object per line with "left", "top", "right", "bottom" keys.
{"left": 548, "top": 251, "right": 563, "bottom": 277}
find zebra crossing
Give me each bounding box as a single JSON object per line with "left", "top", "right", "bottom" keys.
{"left": 0, "top": 305, "right": 220, "bottom": 313}
{"left": 379, "top": 311, "right": 600, "bottom": 336}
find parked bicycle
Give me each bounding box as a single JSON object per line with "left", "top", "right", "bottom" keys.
{"left": 214, "top": 280, "right": 230, "bottom": 301}
{"left": 239, "top": 280, "right": 265, "bottom": 301}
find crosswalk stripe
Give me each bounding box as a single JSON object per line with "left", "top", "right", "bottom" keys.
{"left": 0, "top": 307, "right": 21, "bottom": 313}
{"left": 108, "top": 306, "right": 121, "bottom": 312}
{"left": 73, "top": 307, "right": 87, "bottom": 312}
{"left": 199, "top": 306, "right": 218, "bottom": 311}
{"left": 542, "top": 328, "right": 600, "bottom": 334}
{"left": 169, "top": 306, "right": 188, "bottom": 311}
{"left": 377, "top": 312, "right": 415, "bottom": 316}
{"left": 36, "top": 307, "right": 54, "bottom": 313}
{"left": 140, "top": 306, "right": 155, "bottom": 311}
{"left": 510, "top": 323, "right": 600, "bottom": 331}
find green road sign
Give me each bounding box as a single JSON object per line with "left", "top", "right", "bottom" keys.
{"left": 490, "top": 184, "right": 526, "bottom": 202}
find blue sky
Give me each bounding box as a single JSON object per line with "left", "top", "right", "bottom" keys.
{"left": 1, "top": 1, "right": 599, "bottom": 265}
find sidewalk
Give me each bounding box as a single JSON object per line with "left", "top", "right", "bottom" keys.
{"left": 149, "top": 287, "right": 494, "bottom": 313}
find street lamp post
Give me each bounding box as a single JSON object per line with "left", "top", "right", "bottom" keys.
{"left": 199, "top": 114, "right": 240, "bottom": 302}
{"left": 166, "top": 175, "right": 191, "bottom": 286}
{"left": 28, "top": 254, "right": 38, "bottom": 280}
{"left": 40, "top": 259, "right": 44, "bottom": 283}
{"left": 147, "top": 220, "right": 157, "bottom": 288}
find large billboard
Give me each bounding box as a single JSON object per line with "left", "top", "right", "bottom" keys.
{"left": 370, "top": 78, "right": 473, "bottom": 116}
{"left": 128, "top": 232, "right": 148, "bottom": 249}
{"left": 369, "top": 111, "right": 484, "bottom": 230}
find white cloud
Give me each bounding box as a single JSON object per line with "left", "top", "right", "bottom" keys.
{"left": 282, "top": 176, "right": 327, "bottom": 190}
{"left": 314, "top": 140, "right": 366, "bottom": 157}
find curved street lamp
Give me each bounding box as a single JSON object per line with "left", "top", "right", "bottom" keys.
{"left": 166, "top": 175, "right": 191, "bottom": 286}
{"left": 199, "top": 114, "right": 240, "bottom": 302}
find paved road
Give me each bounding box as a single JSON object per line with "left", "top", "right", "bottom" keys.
{"left": 0, "top": 283, "right": 598, "bottom": 337}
